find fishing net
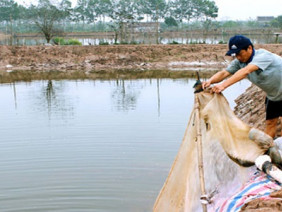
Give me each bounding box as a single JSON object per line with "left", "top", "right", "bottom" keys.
{"left": 153, "top": 91, "right": 273, "bottom": 212}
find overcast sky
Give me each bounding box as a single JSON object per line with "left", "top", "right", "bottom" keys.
{"left": 214, "top": 0, "right": 282, "bottom": 21}
{"left": 16, "top": 0, "right": 282, "bottom": 21}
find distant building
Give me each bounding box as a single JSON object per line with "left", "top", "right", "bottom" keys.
{"left": 257, "top": 16, "right": 275, "bottom": 22}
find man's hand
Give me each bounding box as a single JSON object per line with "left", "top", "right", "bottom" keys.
{"left": 201, "top": 70, "right": 231, "bottom": 90}
{"left": 202, "top": 80, "right": 212, "bottom": 89}
{"left": 212, "top": 84, "right": 226, "bottom": 93}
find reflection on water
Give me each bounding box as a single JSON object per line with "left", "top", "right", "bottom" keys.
{"left": 0, "top": 79, "right": 250, "bottom": 212}
{"left": 111, "top": 80, "right": 140, "bottom": 111}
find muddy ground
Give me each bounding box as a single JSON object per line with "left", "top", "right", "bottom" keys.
{"left": 0, "top": 44, "right": 281, "bottom": 82}
{"left": 234, "top": 84, "right": 281, "bottom": 137}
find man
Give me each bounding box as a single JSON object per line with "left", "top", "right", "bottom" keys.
{"left": 202, "top": 35, "right": 282, "bottom": 138}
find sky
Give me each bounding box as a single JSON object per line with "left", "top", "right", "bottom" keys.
{"left": 214, "top": 0, "right": 282, "bottom": 21}
{"left": 15, "top": 0, "right": 282, "bottom": 21}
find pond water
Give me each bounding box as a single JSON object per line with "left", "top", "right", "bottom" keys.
{"left": 0, "top": 78, "right": 250, "bottom": 212}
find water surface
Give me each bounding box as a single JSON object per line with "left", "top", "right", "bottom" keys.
{"left": 0, "top": 79, "right": 250, "bottom": 212}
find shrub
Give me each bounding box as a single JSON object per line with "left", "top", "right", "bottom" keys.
{"left": 130, "top": 41, "right": 139, "bottom": 45}
{"left": 52, "top": 37, "right": 82, "bottom": 45}
{"left": 53, "top": 37, "right": 66, "bottom": 45}
{"left": 66, "top": 39, "right": 82, "bottom": 45}
{"left": 99, "top": 40, "right": 109, "bottom": 45}
{"left": 169, "top": 40, "right": 179, "bottom": 44}
{"left": 218, "top": 40, "right": 227, "bottom": 44}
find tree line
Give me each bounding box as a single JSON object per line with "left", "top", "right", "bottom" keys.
{"left": 0, "top": 0, "right": 218, "bottom": 43}
{"left": 0, "top": 0, "right": 281, "bottom": 44}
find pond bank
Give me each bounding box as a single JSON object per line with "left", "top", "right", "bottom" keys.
{"left": 234, "top": 84, "right": 281, "bottom": 137}
{"left": 0, "top": 44, "right": 281, "bottom": 83}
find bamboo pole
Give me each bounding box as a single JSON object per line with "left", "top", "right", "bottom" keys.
{"left": 194, "top": 94, "right": 208, "bottom": 212}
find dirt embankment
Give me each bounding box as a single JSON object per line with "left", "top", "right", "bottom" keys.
{"left": 0, "top": 44, "right": 229, "bottom": 72}
{"left": 0, "top": 44, "right": 281, "bottom": 82}
{"left": 234, "top": 84, "right": 281, "bottom": 137}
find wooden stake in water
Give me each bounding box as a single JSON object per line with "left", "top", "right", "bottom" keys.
{"left": 194, "top": 94, "right": 207, "bottom": 212}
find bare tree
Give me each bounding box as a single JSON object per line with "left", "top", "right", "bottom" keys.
{"left": 29, "top": 0, "right": 71, "bottom": 43}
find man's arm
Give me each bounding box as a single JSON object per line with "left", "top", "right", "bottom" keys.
{"left": 212, "top": 64, "right": 259, "bottom": 93}
{"left": 202, "top": 70, "right": 231, "bottom": 89}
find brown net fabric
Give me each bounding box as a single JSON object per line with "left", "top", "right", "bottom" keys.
{"left": 153, "top": 91, "right": 270, "bottom": 212}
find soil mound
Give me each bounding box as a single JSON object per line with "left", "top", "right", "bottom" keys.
{"left": 0, "top": 44, "right": 281, "bottom": 73}
{"left": 234, "top": 84, "right": 281, "bottom": 137}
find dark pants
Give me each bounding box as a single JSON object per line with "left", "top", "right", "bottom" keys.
{"left": 265, "top": 97, "right": 282, "bottom": 120}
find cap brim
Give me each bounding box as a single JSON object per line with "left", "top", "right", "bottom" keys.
{"left": 226, "top": 49, "right": 241, "bottom": 56}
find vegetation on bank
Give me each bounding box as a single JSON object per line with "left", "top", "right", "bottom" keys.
{"left": 52, "top": 37, "right": 82, "bottom": 45}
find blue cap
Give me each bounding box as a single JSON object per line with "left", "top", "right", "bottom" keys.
{"left": 226, "top": 35, "right": 252, "bottom": 56}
